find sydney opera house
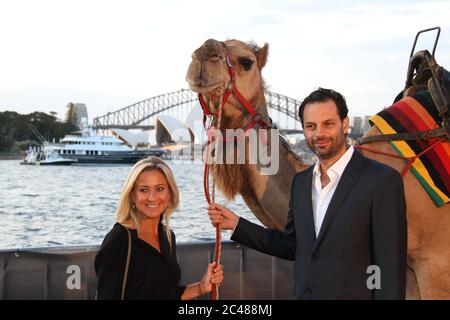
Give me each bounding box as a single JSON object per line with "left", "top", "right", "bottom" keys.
{"left": 110, "top": 103, "right": 207, "bottom": 155}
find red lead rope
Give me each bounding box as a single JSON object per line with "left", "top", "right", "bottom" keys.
{"left": 199, "top": 42, "right": 271, "bottom": 300}
{"left": 203, "top": 138, "right": 221, "bottom": 301}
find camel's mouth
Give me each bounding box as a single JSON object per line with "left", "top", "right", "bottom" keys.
{"left": 187, "top": 81, "right": 222, "bottom": 94}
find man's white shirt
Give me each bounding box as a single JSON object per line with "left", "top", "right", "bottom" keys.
{"left": 231, "top": 145, "right": 355, "bottom": 237}
{"left": 311, "top": 145, "right": 354, "bottom": 237}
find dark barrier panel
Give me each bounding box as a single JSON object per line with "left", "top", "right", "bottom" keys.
{"left": 0, "top": 241, "right": 294, "bottom": 300}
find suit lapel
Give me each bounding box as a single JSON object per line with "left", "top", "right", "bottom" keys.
{"left": 313, "top": 150, "right": 364, "bottom": 252}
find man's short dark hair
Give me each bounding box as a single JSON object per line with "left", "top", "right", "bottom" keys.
{"left": 298, "top": 88, "right": 348, "bottom": 125}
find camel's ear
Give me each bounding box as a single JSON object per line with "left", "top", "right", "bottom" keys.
{"left": 256, "top": 43, "right": 269, "bottom": 70}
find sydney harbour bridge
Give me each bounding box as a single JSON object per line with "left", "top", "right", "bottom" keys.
{"left": 92, "top": 89, "right": 364, "bottom": 141}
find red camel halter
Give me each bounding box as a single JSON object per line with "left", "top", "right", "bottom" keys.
{"left": 198, "top": 42, "right": 270, "bottom": 300}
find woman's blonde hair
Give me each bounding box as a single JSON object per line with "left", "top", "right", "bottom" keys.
{"left": 116, "top": 156, "right": 179, "bottom": 248}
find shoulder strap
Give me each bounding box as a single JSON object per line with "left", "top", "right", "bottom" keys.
{"left": 121, "top": 227, "right": 132, "bottom": 300}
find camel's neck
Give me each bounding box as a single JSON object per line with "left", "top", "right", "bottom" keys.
{"left": 212, "top": 91, "right": 310, "bottom": 229}
{"left": 238, "top": 135, "right": 309, "bottom": 229}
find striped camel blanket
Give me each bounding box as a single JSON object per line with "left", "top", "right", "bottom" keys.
{"left": 368, "top": 91, "right": 450, "bottom": 207}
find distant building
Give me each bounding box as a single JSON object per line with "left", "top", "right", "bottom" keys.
{"left": 111, "top": 128, "right": 155, "bottom": 148}
{"left": 66, "top": 102, "right": 88, "bottom": 130}
{"left": 349, "top": 116, "right": 371, "bottom": 135}
{"left": 349, "top": 116, "right": 363, "bottom": 135}
{"left": 362, "top": 115, "right": 371, "bottom": 133}
{"left": 74, "top": 103, "right": 88, "bottom": 129}
{"left": 155, "top": 115, "right": 191, "bottom": 145}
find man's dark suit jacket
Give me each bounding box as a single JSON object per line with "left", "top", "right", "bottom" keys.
{"left": 232, "top": 150, "right": 407, "bottom": 300}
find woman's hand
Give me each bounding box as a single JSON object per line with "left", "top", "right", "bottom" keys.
{"left": 207, "top": 203, "right": 239, "bottom": 231}
{"left": 199, "top": 261, "right": 224, "bottom": 294}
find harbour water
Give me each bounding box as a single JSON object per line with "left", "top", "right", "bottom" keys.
{"left": 0, "top": 160, "right": 260, "bottom": 249}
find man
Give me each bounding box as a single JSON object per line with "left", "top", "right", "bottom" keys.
{"left": 208, "top": 88, "right": 407, "bottom": 300}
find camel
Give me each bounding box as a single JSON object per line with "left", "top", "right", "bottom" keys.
{"left": 185, "top": 38, "right": 450, "bottom": 299}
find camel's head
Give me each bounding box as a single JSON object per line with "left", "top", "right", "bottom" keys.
{"left": 186, "top": 39, "right": 269, "bottom": 118}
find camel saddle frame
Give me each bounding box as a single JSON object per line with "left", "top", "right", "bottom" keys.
{"left": 358, "top": 27, "right": 450, "bottom": 146}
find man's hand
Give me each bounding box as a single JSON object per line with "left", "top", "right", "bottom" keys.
{"left": 207, "top": 203, "right": 239, "bottom": 230}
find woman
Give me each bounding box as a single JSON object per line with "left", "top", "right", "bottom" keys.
{"left": 95, "top": 156, "right": 223, "bottom": 299}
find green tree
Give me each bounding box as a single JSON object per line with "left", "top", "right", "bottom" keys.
{"left": 0, "top": 111, "right": 19, "bottom": 152}
{"left": 0, "top": 110, "right": 80, "bottom": 152}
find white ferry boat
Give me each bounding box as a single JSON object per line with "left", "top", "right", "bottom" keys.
{"left": 20, "top": 148, "right": 77, "bottom": 166}
{"left": 42, "top": 129, "right": 165, "bottom": 165}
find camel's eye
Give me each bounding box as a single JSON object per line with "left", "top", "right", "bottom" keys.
{"left": 238, "top": 57, "right": 254, "bottom": 71}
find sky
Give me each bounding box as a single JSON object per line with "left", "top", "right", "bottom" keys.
{"left": 1, "top": 0, "right": 450, "bottom": 122}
